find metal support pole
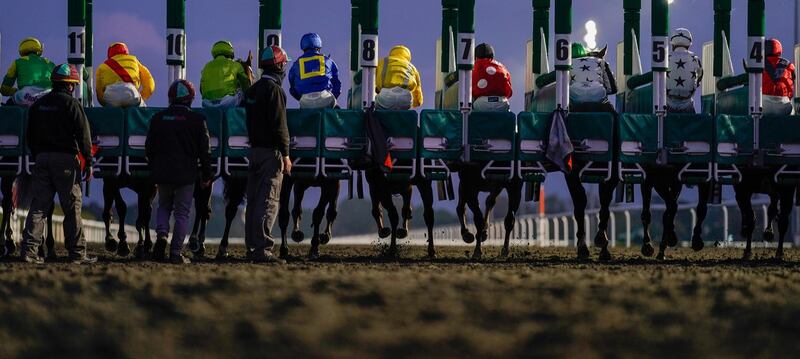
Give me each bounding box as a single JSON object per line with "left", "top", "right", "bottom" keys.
{"left": 351, "top": 0, "right": 362, "bottom": 82}
{"left": 166, "top": 0, "right": 186, "bottom": 83}
{"left": 624, "top": 0, "right": 641, "bottom": 78}
{"left": 554, "top": 0, "right": 572, "bottom": 111}
{"left": 260, "top": 0, "right": 283, "bottom": 52}
{"left": 747, "top": 0, "right": 765, "bottom": 156}
{"left": 457, "top": 0, "right": 475, "bottom": 162}
{"left": 360, "top": 0, "right": 379, "bottom": 109}
{"left": 67, "top": 0, "right": 86, "bottom": 102}
{"left": 85, "top": 0, "right": 94, "bottom": 106}
{"left": 652, "top": 0, "right": 669, "bottom": 165}
{"left": 533, "top": 0, "right": 551, "bottom": 76}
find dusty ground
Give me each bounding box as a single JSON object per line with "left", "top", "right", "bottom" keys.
{"left": 0, "top": 244, "right": 799, "bottom": 359}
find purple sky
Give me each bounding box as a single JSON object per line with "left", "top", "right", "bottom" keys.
{"left": 2, "top": 0, "right": 798, "bottom": 112}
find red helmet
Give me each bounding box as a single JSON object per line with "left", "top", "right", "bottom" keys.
{"left": 766, "top": 38, "right": 782, "bottom": 57}
{"left": 168, "top": 79, "right": 196, "bottom": 105}
{"left": 107, "top": 42, "right": 129, "bottom": 58}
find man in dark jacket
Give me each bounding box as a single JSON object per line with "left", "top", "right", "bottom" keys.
{"left": 21, "top": 64, "right": 95, "bottom": 264}
{"left": 145, "top": 79, "right": 212, "bottom": 264}
{"left": 243, "top": 45, "right": 292, "bottom": 263}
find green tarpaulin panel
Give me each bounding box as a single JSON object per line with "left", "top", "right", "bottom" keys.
{"left": 701, "top": 94, "right": 715, "bottom": 115}
{"left": 517, "top": 112, "right": 549, "bottom": 162}
{"left": 197, "top": 108, "right": 224, "bottom": 159}
{"left": 761, "top": 115, "right": 800, "bottom": 166}
{"left": 86, "top": 107, "right": 125, "bottom": 158}
{"left": 715, "top": 114, "right": 753, "bottom": 165}
{"left": 224, "top": 107, "right": 248, "bottom": 160}
{"left": 619, "top": 113, "right": 714, "bottom": 165}
{"left": 468, "top": 111, "right": 517, "bottom": 162}
{"left": 126, "top": 107, "right": 159, "bottom": 159}
{"left": 375, "top": 110, "right": 418, "bottom": 160}
{"left": 419, "top": 110, "right": 462, "bottom": 161}
{"left": 716, "top": 86, "right": 749, "bottom": 116}
{"left": 287, "top": 109, "right": 322, "bottom": 159}
{"left": 625, "top": 84, "right": 653, "bottom": 114}
{"left": 565, "top": 112, "right": 617, "bottom": 163}
{"left": 321, "top": 109, "right": 366, "bottom": 160}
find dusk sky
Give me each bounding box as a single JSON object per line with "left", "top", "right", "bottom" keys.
{"left": 2, "top": 0, "right": 798, "bottom": 112}
{"left": 1, "top": 0, "right": 798, "bottom": 208}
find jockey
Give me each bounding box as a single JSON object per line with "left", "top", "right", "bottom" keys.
{"left": 762, "top": 38, "right": 796, "bottom": 116}
{"left": 471, "top": 43, "right": 513, "bottom": 112}
{"left": 569, "top": 42, "right": 617, "bottom": 113}
{"left": 667, "top": 28, "right": 703, "bottom": 113}
{"left": 95, "top": 42, "right": 155, "bottom": 107}
{"left": 200, "top": 41, "right": 252, "bottom": 108}
{"left": 288, "top": 33, "right": 342, "bottom": 109}
{"left": 375, "top": 45, "right": 423, "bottom": 110}
{"left": 1, "top": 38, "right": 55, "bottom": 106}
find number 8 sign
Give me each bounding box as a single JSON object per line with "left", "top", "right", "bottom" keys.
{"left": 360, "top": 34, "right": 378, "bottom": 67}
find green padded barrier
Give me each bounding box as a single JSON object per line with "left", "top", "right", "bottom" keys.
{"left": 565, "top": 112, "right": 617, "bottom": 164}
{"left": 619, "top": 113, "right": 714, "bottom": 165}
{"left": 716, "top": 86, "right": 749, "bottom": 116}
{"left": 125, "top": 107, "right": 160, "bottom": 177}
{"left": 224, "top": 107, "right": 249, "bottom": 160}
{"left": 761, "top": 115, "right": 800, "bottom": 166}
{"left": 531, "top": 83, "right": 556, "bottom": 113}
{"left": 86, "top": 107, "right": 125, "bottom": 158}
{"left": 419, "top": 110, "right": 462, "bottom": 161}
{"left": 619, "top": 113, "right": 657, "bottom": 164}
{"left": 0, "top": 106, "right": 26, "bottom": 157}
{"left": 517, "top": 112, "right": 549, "bottom": 162}
{"left": 715, "top": 114, "right": 753, "bottom": 166}
{"left": 375, "top": 110, "right": 418, "bottom": 161}
{"left": 701, "top": 94, "right": 715, "bottom": 115}
{"left": 321, "top": 109, "right": 366, "bottom": 160}
{"left": 467, "top": 111, "right": 517, "bottom": 162}
{"left": 197, "top": 108, "right": 224, "bottom": 159}
{"left": 625, "top": 84, "right": 653, "bottom": 114}
{"left": 287, "top": 109, "right": 322, "bottom": 159}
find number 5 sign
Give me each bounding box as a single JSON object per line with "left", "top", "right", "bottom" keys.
{"left": 747, "top": 36, "right": 765, "bottom": 70}
{"left": 652, "top": 36, "right": 668, "bottom": 70}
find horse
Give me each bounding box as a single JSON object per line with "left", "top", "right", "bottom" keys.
{"left": 734, "top": 170, "right": 795, "bottom": 261}
{"left": 456, "top": 164, "right": 523, "bottom": 260}
{"left": 277, "top": 176, "right": 341, "bottom": 259}
{"left": 101, "top": 177, "right": 156, "bottom": 259}
{"left": 365, "top": 167, "right": 437, "bottom": 258}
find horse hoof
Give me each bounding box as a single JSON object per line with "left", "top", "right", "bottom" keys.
{"left": 133, "top": 243, "right": 147, "bottom": 260}
{"left": 641, "top": 242, "right": 655, "bottom": 257}
{"left": 663, "top": 231, "right": 678, "bottom": 248}
{"left": 215, "top": 247, "right": 229, "bottom": 261}
{"left": 279, "top": 246, "right": 289, "bottom": 259}
{"left": 714, "top": 241, "right": 722, "bottom": 248}
{"left": 187, "top": 237, "right": 200, "bottom": 252}
{"left": 384, "top": 245, "right": 399, "bottom": 259}
{"left": 763, "top": 229, "right": 775, "bottom": 242}
{"left": 775, "top": 249, "right": 784, "bottom": 262}
{"left": 500, "top": 247, "right": 510, "bottom": 258}
{"left": 426, "top": 249, "right": 436, "bottom": 259}
{"left": 37, "top": 246, "right": 45, "bottom": 259}
{"left": 319, "top": 233, "right": 331, "bottom": 245}
{"left": 594, "top": 231, "right": 609, "bottom": 248}
{"left": 308, "top": 247, "right": 320, "bottom": 260}
{"left": 471, "top": 249, "right": 483, "bottom": 261}
{"left": 577, "top": 245, "right": 590, "bottom": 260}
{"left": 742, "top": 249, "right": 753, "bottom": 261}
{"left": 105, "top": 237, "right": 118, "bottom": 253}
{"left": 656, "top": 252, "right": 666, "bottom": 261}
{"left": 396, "top": 228, "right": 408, "bottom": 239}
{"left": 291, "top": 230, "right": 305, "bottom": 243}
{"left": 477, "top": 230, "right": 488, "bottom": 243}
{"left": 691, "top": 235, "right": 705, "bottom": 252}
{"left": 461, "top": 230, "right": 475, "bottom": 244}
{"left": 599, "top": 247, "right": 612, "bottom": 262}
{"left": 378, "top": 228, "right": 392, "bottom": 239}
{"left": 116, "top": 240, "right": 130, "bottom": 257}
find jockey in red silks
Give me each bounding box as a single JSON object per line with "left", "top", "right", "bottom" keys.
{"left": 471, "top": 43, "right": 513, "bottom": 112}
{"left": 762, "top": 38, "right": 796, "bottom": 116}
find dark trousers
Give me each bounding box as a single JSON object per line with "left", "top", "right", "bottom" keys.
{"left": 245, "top": 148, "right": 283, "bottom": 253}
{"left": 156, "top": 183, "right": 195, "bottom": 255}
{"left": 21, "top": 153, "right": 86, "bottom": 258}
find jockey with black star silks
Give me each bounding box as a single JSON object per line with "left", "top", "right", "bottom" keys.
{"left": 666, "top": 28, "right": 703, "bottom": 113}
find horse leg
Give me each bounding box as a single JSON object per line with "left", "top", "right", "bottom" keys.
{"left": 368, "top": 181, "right": 390, "bottom": 239}
{"left": 101, "top": 181, "right": 119, "bottom": 252}
{"left": 320, "top": 180, "right": 340, "bottom": 245}
{"left": 481, "top": 188, "right": 501, "bottom": 244}
{"left": 763, "top": 190, "right": 780, "bottom": 241}
{"left": 566, "top": 172, "right": 589, "bottom": 260}
{"left": 379, "top": 189, "right": 400, "bottom": 258}
{"left": 502, "top": 180, "right": 523, "bottom": 258}
{"left": 217, "top": 180, "right": 245, "bottom": 260}
{"left": 308, "top": 183, "right": 331, "bottom": 260}
{"left": 457, "top": 180, "right": 475, "bottom": 243}
{"left": 467, "top": 193, "right": 485, "bottom": 261}
{"left": 188, "top": 181, "right": 212, "bottom": 256}
{"left": 640, "top": 179, "right": 655, "bottom": 257}
{"left": 278, "top": 175, "right": 293, "bottom": 258}
{"left": 291, "top": 182, "right": 307, "bottom": 243}
{"left": 113, "top": 189, "right": 128, "bottom": 255}
{"left": 654, "top": 181, "right": 679, "bottom": 260}
{"left": 775, "top": 186, "right": 795, "bottom": 261}
{"left": 692, "top": 183, "right": 710, "bottom": 251}
{"left": 0, "top": 176, "right": 13, "bottom": 257}
{"left": 418, "top": 180, "right": 436, "bottom": 258}
{"left": 734, "top": 182, "right": 756, "bottom": 260}
{"left": 397, "top": 186, "right": 413, "bottom": 239}
{"left": 595, "top": 177, "right": 618, "bottom": 262}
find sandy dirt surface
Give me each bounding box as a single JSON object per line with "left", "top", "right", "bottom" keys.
{"left": 0, "top": 245, "right": 799, "bottom": 359}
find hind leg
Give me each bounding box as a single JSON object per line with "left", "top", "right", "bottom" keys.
{"left": 368, "top": 182, "right": 390, "bottom": 239}
{"left": 692, "top": 183, "right": 710, "bottom": 251}
{"left": 734, "top": 183, "right": 756, "bottom": 260}
{"left": 457, "top": 181, "right": 476, "bottom": 244}
{"left": 397, "top": 186, "right": 413, "bottom": 239}
{"left": 640, "top": 179, "right": 655, "bottom": 257}
{"left": 763, "top": 190, "right": 779, "bottom": 242}
{"left": 217, "top": 179, "right": 246, "bottom": 260}
{"left": 466, "top": 193, "right": 485, "bottom": 261}
{"left": 481, "top": 188, "right": 501, "bottom": 244}
{"left": 308, "top": 183, "right": 333, "bottom": 260}
{"left": 320, "top": 180, "right": 340, "bottom": 245}
{"left": 596, "top": 178, "right": 618, "bottom": 261}
{"left": 654, "top": 180, "right": 679, "bottom": 260}
{"left": 378, "top": 188, "right": 401, "bottom": 258}
{"left": 418, "top": 180, "right": 436, "bottom": 258}
{"left": 101, "top": 181, "right": 119, "bottom": 252}
{"left": 566, "top": 172, "right": 589, "bottom": 260}
{"left": 189, "top": 182, "right": 212, "bottom": 256}
{"left": 290, "top": 182, "right": 307, "bottom": 243}
{"left": 774, "top": 186, "right": 795, "bottom": 261}
{"left": 501, "top": 181, "right": 523, "bottom": 258}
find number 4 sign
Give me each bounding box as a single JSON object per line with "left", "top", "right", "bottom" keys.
{"left": 747, "top": 36, "right": 765, "bottom": 70}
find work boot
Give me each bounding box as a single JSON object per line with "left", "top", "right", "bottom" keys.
{"left": 169, "top": 253, "right": 191, "bottom": 265}
{"left": 251, "top": 250, "right": 286, "bottom": 264}
{"left": 152, "top": 236, "right": 168, "bottom": 261}
{"left": 69, "top": 255, "right": 98, "bottom": 265}
{"left": 22, "top": 255, "right": 44, "bottom": 264}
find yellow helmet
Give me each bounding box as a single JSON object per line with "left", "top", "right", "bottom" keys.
{"left": 19, "top": 37, "right": 43, "bottom": 56}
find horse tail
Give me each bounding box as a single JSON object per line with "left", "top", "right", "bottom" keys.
{"left": 12, "top": 174, "right": 34, "bottom": 211}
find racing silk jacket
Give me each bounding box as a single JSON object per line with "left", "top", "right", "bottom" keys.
{"left": 376, "top": 46, "right": 423, "bottom": 108}
{"left": 667, "top": 48, "right": 703, "bottom": 100}
{"left": 569, "top": 56, "right": 618, "bottom": 103}
{"left": 95, "top": 54, "right": 155, "bottom": 104}
{"left": 763, "top": 56, "right": 796, "bottom": 99}
{"left": 288, "top": 50, "right": 342, "bottom": 101}
{"left": 1, "top": 54, "right": 55, "bottom": 96}
{"left": 200, "top": 56, "right": 252, "bottom": 100}
{"left": 472, "top": 58, "right": 513, "bottom": 99}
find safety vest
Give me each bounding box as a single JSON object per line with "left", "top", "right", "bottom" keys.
{"left": 667, "top": 48, "right": 703, "bottom": 100}
{"left": 763, "top": 57, "right": 796, "bottom": 99}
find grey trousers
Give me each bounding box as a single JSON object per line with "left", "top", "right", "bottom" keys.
{"left": 245, "top": 148, "right": 283, "bottom": 253}
{"left": 21, "top": 153, "right": 86, "bottom": 258}
{"left": 156, "top": 183, "right": 195, "bottom": 255}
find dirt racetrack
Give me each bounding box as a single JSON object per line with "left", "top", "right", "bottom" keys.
{"left": 0, "top": 244, "right": 799, "bottom": 359}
